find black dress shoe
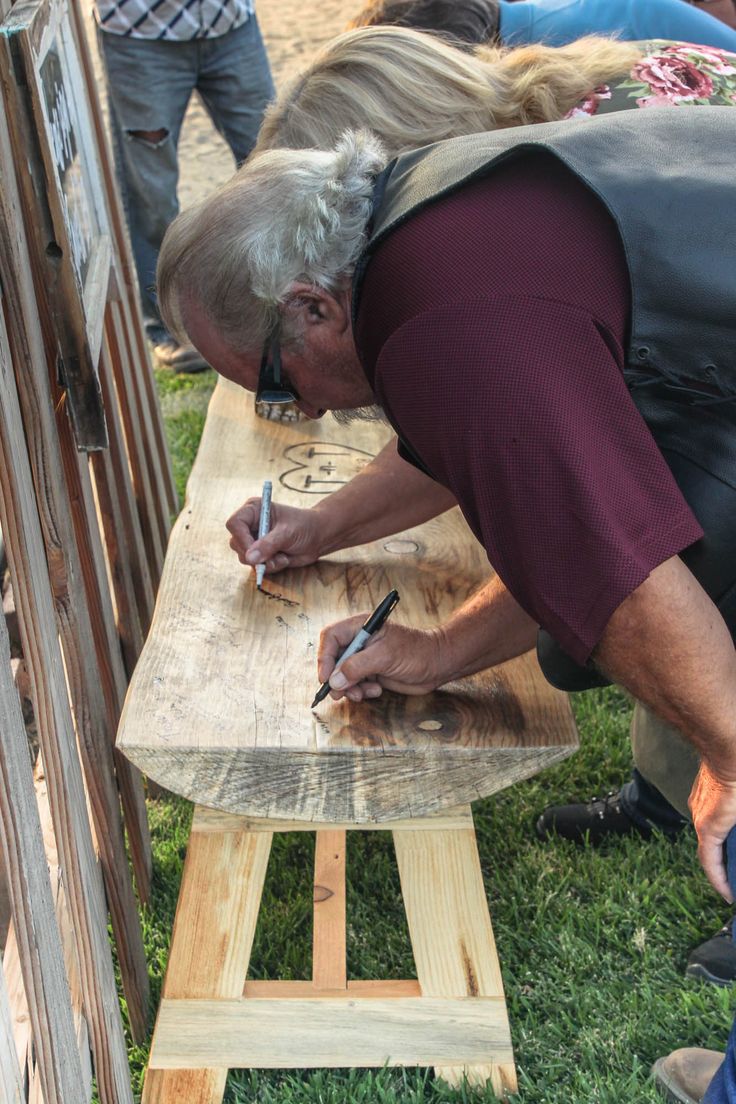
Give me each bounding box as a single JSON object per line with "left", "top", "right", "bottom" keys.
{"left": 686, "top": 918, "right": 736, "bottom": 986}
{"left": 535, "top": 790, "right": 655, "bottom": 845}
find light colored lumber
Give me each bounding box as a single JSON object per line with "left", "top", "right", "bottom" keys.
{"left": 98, "top": 311, "right": 156, "bottom": 640}
{"left": 34, "top": 762, "right": 94, "bottom": 1101}
{"left": 104, "top": 294, "right": 168, "bottom": 578}
{"left": 0, "top": 964, "right": 23, "bottom": 1104}
{"left": 394, "top": 823, "right": 517, "bottom": 1094}
{"left": 313, "top": 830, "right": 347, "bottom": 989}
{"left": 243, "top": 979, "right": 422, "bottom": 999}
{"left": 3, "top": 761, "right": 94, "bottom": 1104}
{"left": 89, "top": 326, "right": 153, "bottom": 902}
{"left": 0, "top": 607, "right": 87, "bottom": 1103}
{"left": 193, "top": 804, "right": 473, "bottom": 834}
{"left": 149, "top": 996, "right": 512, "bottom": 1070}
{"left": 89, "top": 331, "right": 148, "bottom": 674}
{"left": 0, "top": 276, "right": 133, "bottom": 1102}
{"left": 142, "top": 820, "right": 272, "bottom": 1104}
{"left": 119, "top": 378, "right": 578, "bottom": 821}
{"left": 2, "top": 917, "right": 32, "bottom": 1088}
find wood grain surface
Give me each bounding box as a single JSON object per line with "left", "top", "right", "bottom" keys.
{"left": 149, "top": 996, "right": 512, "bottom": 1070}
{"left": 118, "top": 378, "right": 578, "bottom": 821}
{"left": 0, "top": 612, "right": 86, "bottom": 1104}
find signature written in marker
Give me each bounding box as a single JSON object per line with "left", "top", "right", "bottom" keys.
{"left": 260, "top": 590, "right": 300, "bottom": 609}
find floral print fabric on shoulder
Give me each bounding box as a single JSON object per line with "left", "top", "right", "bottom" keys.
{"left": 566, "top": 40, "right": 736, "bottom": 118}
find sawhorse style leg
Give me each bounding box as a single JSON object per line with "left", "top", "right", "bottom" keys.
{"left": 143, "top": 805, "right": 515, "bottom": 1101}
{"left": 142, "top": 814, "right": 272, "bottom": 1104}
{"left": 393, "top": 826, "right": 518, "bottom": 1096}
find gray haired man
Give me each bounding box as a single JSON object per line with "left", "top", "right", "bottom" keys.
{"left": 158, "top": 112, "right": 736, "bottom": 1100}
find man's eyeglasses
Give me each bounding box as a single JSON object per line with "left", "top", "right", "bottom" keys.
{"left": 256, "top": 329, "right": 300, "bottom": 404}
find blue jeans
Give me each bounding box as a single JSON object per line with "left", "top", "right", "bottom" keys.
{"left": 99, "top": 19, "right": 274, "bottom": 344}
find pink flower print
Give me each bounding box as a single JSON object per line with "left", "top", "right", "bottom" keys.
{"left": 662, "top": 42, "right": 736, "bottom": 75}
{"left": 631, "top": 54, "right": 714, "bottom": 102}
{"left": 564, "top": 85, "right": 611, "bottom": 119}
{"left": 635, "top": 93, "right": 678, "bottom": 108}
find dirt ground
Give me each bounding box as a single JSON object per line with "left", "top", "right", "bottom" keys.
{"left": 81, "top": 1, "right": 361, "bottom": 211}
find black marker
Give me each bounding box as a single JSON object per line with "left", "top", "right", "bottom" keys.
{"left": 311, "top": 589, "right": 400, "bottom": 709}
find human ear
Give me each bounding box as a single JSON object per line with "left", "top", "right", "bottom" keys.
{"left": 286, "top": 282, "right": 350, "bottom": 331}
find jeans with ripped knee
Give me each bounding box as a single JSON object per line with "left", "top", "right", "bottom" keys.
{"left": 98, "top": 18, "right": 274, "bottom": 344}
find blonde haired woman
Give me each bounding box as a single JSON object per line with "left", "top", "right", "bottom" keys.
{"left": 254, "top": 25, "right": 736, "bottom": 158}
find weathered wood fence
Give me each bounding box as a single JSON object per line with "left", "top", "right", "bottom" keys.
{"left": 0, "top": 0, "right": 174, "bottom": 1099}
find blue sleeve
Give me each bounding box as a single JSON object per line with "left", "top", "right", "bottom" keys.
{"left": 500, "top": 0, "right": 736, "bottom": 51}
{"left": 628, "top": 0, "right": 736, "bottom": 49}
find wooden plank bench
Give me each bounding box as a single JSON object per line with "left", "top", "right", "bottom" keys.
{"left": 117, "top": 378, "right": 579, "bottom": 1102}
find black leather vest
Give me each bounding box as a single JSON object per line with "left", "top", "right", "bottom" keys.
{"left": 353, "top": 107, "right": 736, "bottom": 487}
{"left": 352, "top": 108, "right": 736, "bottom": 687}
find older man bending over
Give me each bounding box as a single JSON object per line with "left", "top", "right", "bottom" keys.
{"left": 157, "top": 110, "right": 736, "bottom": 1102}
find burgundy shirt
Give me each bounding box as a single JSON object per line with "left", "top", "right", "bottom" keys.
{"left": 354, "top": 152, "right": 704, "bottom": 664}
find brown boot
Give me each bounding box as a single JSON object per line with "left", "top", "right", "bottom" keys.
{"left": 652, "top": 1048, "right": 725, "bottom": 1104}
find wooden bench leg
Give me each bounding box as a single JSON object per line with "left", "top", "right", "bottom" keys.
{"left": 142, "top": 814, "right": 272, "bottom": 1104}
{"left": 313, "top": 830, "right": 347, "bottom": 990}
{"left": 393, "top": 824, "right": 517, "bottom": 1096}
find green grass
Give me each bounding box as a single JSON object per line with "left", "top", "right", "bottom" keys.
{"left": 124, "top": 367, "right": 736, "bottom": 1102}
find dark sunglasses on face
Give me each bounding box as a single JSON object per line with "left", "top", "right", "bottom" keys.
{"left": 256, "top": 329, "right": 300, "bottom": 404}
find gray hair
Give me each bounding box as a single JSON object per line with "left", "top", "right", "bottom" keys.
{"left": 157, "top": 129, "right": 387, "bottom": 352}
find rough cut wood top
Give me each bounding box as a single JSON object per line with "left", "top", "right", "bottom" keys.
{"left": 117, "top": 379, "right": 577, "bottom": 822}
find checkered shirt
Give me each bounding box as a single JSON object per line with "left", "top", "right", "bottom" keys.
{"left": 95, "top": 0, "right": 254, "bottom": 40}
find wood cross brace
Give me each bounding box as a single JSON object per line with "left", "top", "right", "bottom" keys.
{"left": 142, "top": 805, "right": 518, "bottom": 1103}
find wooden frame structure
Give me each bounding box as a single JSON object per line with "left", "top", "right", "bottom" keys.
{"left": 144, "top": 805, "right": 517, "bottom": 1102}
{"left": 0, "top": 0, "right": 176, "bottom": 1098}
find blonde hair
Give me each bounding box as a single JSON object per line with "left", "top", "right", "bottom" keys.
{"left": 255, "top": 26, "right": 642, "bottom": 158}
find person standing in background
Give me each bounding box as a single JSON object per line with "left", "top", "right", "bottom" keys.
{"left": 94, "top": 0, "right": 274, "bottom": 372}
{"left": 350, "top": 0, "right": 736, "bottom": 51}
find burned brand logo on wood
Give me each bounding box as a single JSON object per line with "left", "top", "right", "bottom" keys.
{"left": 279, "top": 442, "right": 374, "bottom": 494}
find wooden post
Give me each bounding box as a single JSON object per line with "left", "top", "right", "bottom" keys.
{"left": 0, "top": 612, "right": 87, "bottom": 1104}
{"left": 313, "top": 831, "right": 347, "bottom": 990}
{"left": 0, "top": 964, "right": 24, "bottom": 1104}
{"left": 393, "top": 824, "right": 518, "bottom": 1094}
{"left": 143, "top": 816, "right": 272, "bottom": 1104}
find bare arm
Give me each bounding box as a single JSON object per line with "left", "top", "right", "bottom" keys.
{"left": 318, "top": 574, "right": 538, "bottom": 697}
{"left": 228, "top": 437, "right": 457, "bottom": 571}
{"left": 321, "top": 552, "right": 736, "bottom": 898}
{"left": 593, "top": 555, "right": 736, "bottom": 900}
{"left": 315, "top": 437, "right": 457, "bottom": 552}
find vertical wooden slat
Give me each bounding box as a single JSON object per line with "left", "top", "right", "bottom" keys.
{"left": 2, "top": 914, "right": 32, "bottom": 1089}
{"left": 393, "top": 820, "right": 517, "bottom": 1095}
{"left": 34, "top": 761, "right": 95, "bottom": 1101}
{"left": 97, "top": 313, "right": 156, "bottom": 650}
{"left": 105, "top": 298, "right": 168, "bottom": 578}
{"left": 67, "top": 412, "right": 153, "bottom": 904}
{"left": 0, "top": 587, "right": 88, "bottom": 1104}
{"left": 0, "top": 294, "right": 134, "bottom": 1103}
{"left": 88, "top": 355, "right": 147, "bottom": 675}
{"left": 142, "top": 815, "right": 272, "bottom": 1104}
{"left": 0, "top": 964, "right": 23, "bottom": 1104}
{"left": 312, "top": 830, "right": 347, "bottom": 990}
